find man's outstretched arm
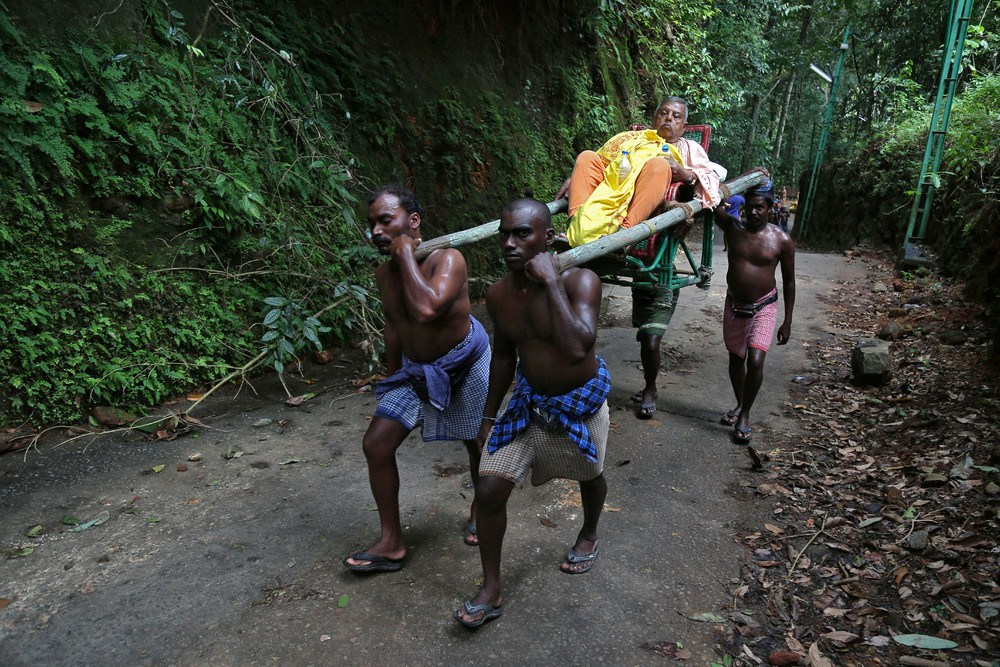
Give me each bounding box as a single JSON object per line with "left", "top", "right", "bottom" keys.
{"left": 776, "top": 238, "right": 796, "bottom": 345}
{"left": 713, "top": 201, "right": 736, "bottom": 232}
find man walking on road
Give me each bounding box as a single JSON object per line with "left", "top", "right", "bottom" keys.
{"left": 343, "top": 184, "right": 490, "bottom": 572}
{"left": 714, "top": 178, "right": 795, "bottom": 444}
{"left": 454, "top": 198, "right": 611, "bottom": 628}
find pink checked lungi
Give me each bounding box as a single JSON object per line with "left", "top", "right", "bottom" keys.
{"left": 724, "top": 288, "right": 778, "bottom": 359}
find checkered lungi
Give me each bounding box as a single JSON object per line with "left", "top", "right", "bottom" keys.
{"left": 723, "top": 288, "right": 778, "bottom": 359}
{"left": 479, "top": 401, "right": 609, "bottom": 486}
{"left": 373, "top": 320, "right": 490, "bottom": 442}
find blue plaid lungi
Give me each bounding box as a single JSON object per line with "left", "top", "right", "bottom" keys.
{"left": 488, "top": 357, "right": 611, "bottom": 463}
{"left": 374, "top": 316, "right": 490, "bottom": 442}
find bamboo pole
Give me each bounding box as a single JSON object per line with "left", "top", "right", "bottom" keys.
{"left": 414, "top": 171, "right": 765, "bottom": 267}
{"left": 558, "top": 170, "right": 765, "bottom": 271}
{"left": 414, "top": 200, "right": 568, "bottom": 260}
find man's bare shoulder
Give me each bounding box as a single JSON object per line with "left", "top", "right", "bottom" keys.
{"left": 422, "top": 247, "right": 467, "bottom": 270}
{"left": 562, "top": 266, "right": 601, "bottom": 287}
{"left": 562, "top": 267, "right": 603, "bottom": 301}
{"left": 765, "top": 223, "right": 795, "bottom": 246}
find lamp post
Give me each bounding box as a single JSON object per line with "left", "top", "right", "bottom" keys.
{"left": 796, "top": 27, "right": 850, "bottom": 239}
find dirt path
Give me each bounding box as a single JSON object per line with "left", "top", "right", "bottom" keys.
{"left": 0, "top": 237, "right": 864, "bottom": 665}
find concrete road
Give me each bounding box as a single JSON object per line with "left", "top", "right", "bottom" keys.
{"left": 0, "top": 232, "right": 863, "bottom": 665}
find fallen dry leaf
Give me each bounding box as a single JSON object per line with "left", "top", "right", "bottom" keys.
{"left": 806, "top": 642, "right": 832, "bottom": 667}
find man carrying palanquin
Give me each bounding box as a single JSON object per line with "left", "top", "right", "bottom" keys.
{"left": 343, "top": 184, "right": 489, "bottom": 573}
{"left": 454, "top": 198, "right": 610, "bottom": 627}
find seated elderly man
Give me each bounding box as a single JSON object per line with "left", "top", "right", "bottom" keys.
{"left": 555, "top": 96, "right": 721, "bottom": 418}
{"left": 556, "top": 96, "right": 721, "bottom": 247}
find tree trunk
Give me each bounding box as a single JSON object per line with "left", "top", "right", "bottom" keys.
{"left": 771, "top": 70, "right": 797, "bottom": 169}
{"left": 740, "top": 94, "right": 764, "bottom": 173}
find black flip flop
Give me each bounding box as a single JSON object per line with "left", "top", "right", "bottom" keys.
{"left": 464, "top": 520, "right": 478, "bottom": 547}
{"left": 455, "top": 600, "right": 503, "bottom": 628}
{"left": 630, "top": 391, "right": 658, "bottom": 404}
{"left": 721, "top": 409, "right": 740, "bottom": 426}
{"left": 560, "top": 546, "right": 598, "bottom": 574}
{"left": 343, "top": 551, "right": 404, "bottom": 572}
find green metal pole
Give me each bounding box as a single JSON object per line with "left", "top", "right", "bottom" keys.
{"left": 902, "top": 0, "right": 974, "bottom": 252}
{"left": 798, "top": 27, "right": 850, "bottom": 239}
{"left": 805, "top": 121, "right": 818, "bottom": 180}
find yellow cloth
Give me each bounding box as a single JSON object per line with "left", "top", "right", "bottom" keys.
{"left": 568, "top": 130, "right": 684, "bottom": 247}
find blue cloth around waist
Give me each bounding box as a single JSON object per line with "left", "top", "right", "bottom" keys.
{"left": 375, "top": 316, "right": 489, "bottom": 411}
{"left": 488, "top": 356, "right": 611, "bottom": 463}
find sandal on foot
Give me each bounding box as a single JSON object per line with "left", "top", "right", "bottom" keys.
{"left": 733, "top": 425, "right": 753, "bottom": 444}
{"left": 463, "top": 520, "right": 478, "bottom": 547}
{"left": 342, "top": 551, "right": 404, "bottom": 573}
{"left": 560, "top": 546, "right": 598, "bottom": 574}
{"left": 720, "top": 409, "right": 740, "bottom": 426}
{"left": 630, "top": 391, "right": 659, "bottom": 404}
{"left": 638, "top": 401, "right": 656, "bottom": 419}
{"left": 454, "top": 600, "right": 503, "bottom": 628}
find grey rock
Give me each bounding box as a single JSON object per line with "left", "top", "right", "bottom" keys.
{"left": 878, "top": 321, "right": 902, "bottom": 341}
{"left": 851, "top": 339, "right": 893, "bottom": 385}
{"left": 984, "top": 482, "right": 999, "bottom": 497}
{"left": 91, "top": 406, "right": 137, "bottom": 427}
{"left": 907, "top": 530, "right": 929, "bottom": 551}
{"left": 873, "top": 282, "right": 889, "bottom": 293}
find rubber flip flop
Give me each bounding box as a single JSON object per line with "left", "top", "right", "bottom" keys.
{"left": 720, "top": 409, "right": 740, "bottom": 426}
{"left": 733, "top": 425, "right": 753, "bottom": 444}
{"left": 454, "top": 600, "right": 503, "bottom": 628}
{"left": 342, "top": 551, "right": 404, "bottom": 572}
{"left": 560, "top": 546, "right": 598, "bottom": 574}
{"left": 464, "top": 520, "right": 478, "bottom": 547}
{"left": 629, "top": 391, "right": 660, "bottom": 403}
{"left": 630, "top": 391, "right": 658, "bottom": 404}
{"left": 638, "top": 401, "right": 656, "bottom": 418}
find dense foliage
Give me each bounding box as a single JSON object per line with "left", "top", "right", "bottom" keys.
{"left": 0, "top": 1, "right": 375, "bottom": 424}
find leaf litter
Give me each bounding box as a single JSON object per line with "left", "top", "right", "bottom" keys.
{"left": 715, "top": 247, "right": 1000, "bottom": 666}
